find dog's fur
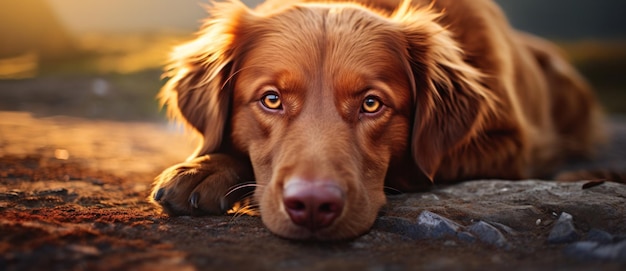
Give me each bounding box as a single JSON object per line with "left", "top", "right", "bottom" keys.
{"left": 151, "top": 0, "right": 605, "bottom": 240}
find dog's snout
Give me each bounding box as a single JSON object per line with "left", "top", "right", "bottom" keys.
{"left": 283, "top": 179, "right": 344, "bottom": 231}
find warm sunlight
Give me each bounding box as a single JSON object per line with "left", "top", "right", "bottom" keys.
{"left": 0, "top": 53, "right": 39, "bottom": 79}
{"left": 0, "top": 0, "right": 208, "bottom": 77}
{"left": 1, "top": 1, "right": 625, "bottom": 270}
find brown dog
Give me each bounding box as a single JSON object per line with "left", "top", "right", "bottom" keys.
{"left": 151, "top": 0, "right": 605, "bottom": 240}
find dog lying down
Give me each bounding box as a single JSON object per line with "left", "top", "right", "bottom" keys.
{"left": 151, "top": 0, "right": 606, "bottom": 240}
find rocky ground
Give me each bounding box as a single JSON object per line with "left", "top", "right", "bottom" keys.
{"left": 1, "top": 111, "right": 625, "bottom": 271}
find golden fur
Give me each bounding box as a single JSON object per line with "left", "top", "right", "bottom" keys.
{"left": 151, "top": 0, "right": 605, "bottom": 240}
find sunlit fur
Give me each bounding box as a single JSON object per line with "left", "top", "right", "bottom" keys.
{"left": 151, "top": 0, "right": 606, "bottom": 240}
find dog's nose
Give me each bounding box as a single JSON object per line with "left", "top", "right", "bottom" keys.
{"left": 283, "top": 179, "right": 344, "bottom": 231}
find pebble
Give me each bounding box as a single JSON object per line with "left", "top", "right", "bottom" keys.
{"left": 467, "top": 221, "right": 510, "bottom": 249}
{"left": 411, "top": 210, "right": 462, "bottom": 239}
{"left": 35, "top": 188, "right": 69, "bottom": 197}
{"left": 564, "top": 240, "right": 626, "bottom": 262}
{"left": 0, "top": 190, "right": 23, "bottom": 200}
{"left": 585, "top": 228, "right": 614, "bottom": 243}
{"left": 377, "top": 212, "right": 514, "bottom": 247}
{"left": 547, "top": 212, "right": 579, "bottom": 244}
{"left": 489, "top": 222, "right": 516, "bottom": 235}
{"left": 456, "top": 231, "right": 476, "bottom": 243}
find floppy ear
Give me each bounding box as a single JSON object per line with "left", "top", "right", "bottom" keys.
{"left": 392, "top": 3, "right": 497, "bottom": 181}
{"left": 159, "top": 0, "right": 251, "bottom": 158}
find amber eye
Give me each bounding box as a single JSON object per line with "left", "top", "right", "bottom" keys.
{"left": 261, "top": 92, "right": 282, "bottom": 110}
{"left": 361, "top": 96, "right": 382, "bottom": 113}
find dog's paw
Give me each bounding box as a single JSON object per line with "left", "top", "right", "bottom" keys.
{"left": 151, "top": 154, "right": 253, "bottom": 216}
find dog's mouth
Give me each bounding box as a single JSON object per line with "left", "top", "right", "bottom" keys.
{"left": 258, "top": 175, "right": 382, "bottom": 241}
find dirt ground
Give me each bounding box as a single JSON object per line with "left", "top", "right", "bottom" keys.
{"left": 1, "top": 111, "right": 625, "bottom": 271}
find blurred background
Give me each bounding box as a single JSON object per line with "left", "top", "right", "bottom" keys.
{"left": 0, "top": 0, "right": 624, "bottom": 122}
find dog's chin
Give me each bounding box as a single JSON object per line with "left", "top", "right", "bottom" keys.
{"left": 258, "top": 187, "right": 382, "bottom": 241}
{"left": 261, "top": 212, "right": 375, "bottom": 241}
{"left": 255, "top": 180, "right": 386, "bottom": 241}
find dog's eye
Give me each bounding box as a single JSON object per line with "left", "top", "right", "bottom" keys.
{"left": 361, "top": 96, "right": 382, "bottom": 114}
{"left": 261, "top": 92, "right": 282, "bottom": 110}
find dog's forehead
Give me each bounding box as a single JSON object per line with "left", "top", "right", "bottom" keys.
{"left": 245, "top": 4, "right": 407, "bottom": 81}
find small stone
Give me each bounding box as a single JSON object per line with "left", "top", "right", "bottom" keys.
{"left": 585, "top": 229, "right": 614, "bottom": 244}
{"left": 456, "top": 231, "right": 476, "bottom": 243}
{"left": 564, "top": 240, "right": 626, "bottom": 262}
{"left": 35, "top": 188, "right": 69, "bottom": 197}
{"left": 467, "top": 221, "right": 509, "bottom": 248}
{"left": 489, "top": 222, "right": 517, "bottom": 236}
{"left": 564, "top": 241, "right": 599, "bottom": 259}
{"left": 412, "top": 211, "right": 462, "bottom": 239}
{"left": 547, "top": 212, "right": 579, "bottom": 244}
{"left": 594, "top": 240, "right": 626, "bottom": 262}
{"left": 0, "top": 190, "right": 23, "bottom": 200}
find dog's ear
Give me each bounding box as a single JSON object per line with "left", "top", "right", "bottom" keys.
{"left": 391, "top": 3, "right": 497, "bottom": 181}
{"left": 159, "top": 1, "right": 252, "bottom": 157}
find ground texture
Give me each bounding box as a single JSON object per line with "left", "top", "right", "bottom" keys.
{"left": 1, "top": 111, "right": 625, "bottom": 271}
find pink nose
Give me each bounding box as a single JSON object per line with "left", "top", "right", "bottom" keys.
{"left": 283, "top": 179, "right": 344, "bottom": 231}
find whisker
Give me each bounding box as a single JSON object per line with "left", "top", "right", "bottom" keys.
{"left": 227, "top": 198, "right": 260, "bottom": 221}
{"left": 234, "top": 204, "right": 260, "bottom": 218}
{"left": 239, "top": 190, "right": 256, "bottom": 200}
{"left": 223, "top": 183, "right": 263, "bottom": 199}
{"left": 222, "top": 184, "right": 265, "bottom": 223}
{"left": 383, "top": 186, "right": 402, "bottom": 195}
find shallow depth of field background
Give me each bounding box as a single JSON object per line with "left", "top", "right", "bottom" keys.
{"left": 1, "top": 0, "right": 625, "bottom": 121}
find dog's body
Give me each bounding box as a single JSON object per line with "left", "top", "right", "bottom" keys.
{"left": 152, "top": 0, "right": 605, "bottom": 240}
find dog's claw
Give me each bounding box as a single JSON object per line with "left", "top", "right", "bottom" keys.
{"left": 220, "top": 197, "right": 229, "bottom": 213}
{"left": 154, "top": 188, "right": 165, "bottom": 201}
{"left": 190, "top": 192, "right": 199, "bottom": 209}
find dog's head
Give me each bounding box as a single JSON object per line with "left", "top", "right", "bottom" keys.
{"left": 161, "top": 0, "right": 492, "bottom": 240}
